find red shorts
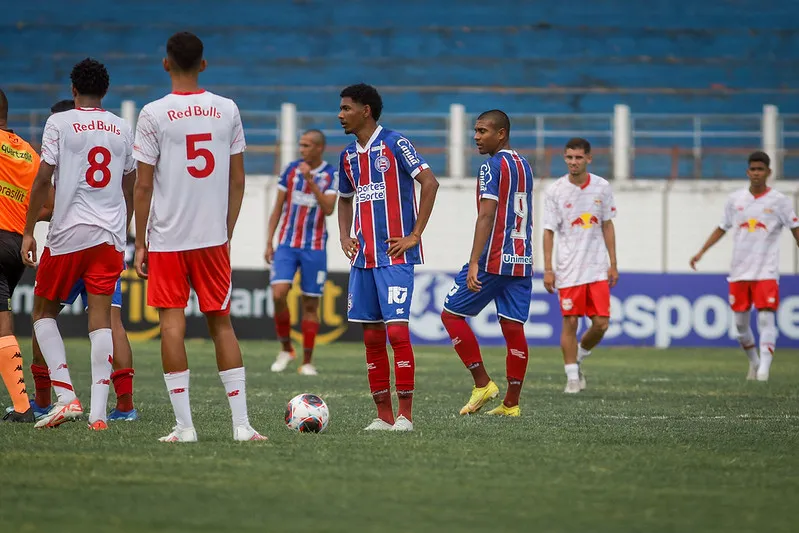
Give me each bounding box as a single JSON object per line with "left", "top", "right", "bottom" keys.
{"left": 558, "top": 281, "right": 610, "bottom": 317}
{"left": 35, "top": 244, "right": 124, "bottom": 302}
{"left": 729, "top": 280, "right": 779, "bottom": 312}
{"left": 147, "top": 244, "right": 232, "bottom": 315}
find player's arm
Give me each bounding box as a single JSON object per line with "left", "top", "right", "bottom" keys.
{"left": 265, "top": 188, "right": 287, "bottom": 264}
{"left": 302, "top": 170, "right": 336, "bottom": 216}
{"left": 133, "top": 162, "right": 155, "bottom": 278}
{"left": 36, "top": 184, "right": 55, "bottom": 222}
{"left": 338, "top": 195, "right": 358, "bottom": 259}
{"left": 602, "top": 220, "right": 619, "bottom": 287}
{"left": 466, "top": 198, "right": 498, "bottom": 292}
{"left": 543, "top": 229, "right": 556, "bottom": 294}
{"left": 122, "top": 170, "right": 136, "bottom": 230}
{"left": 386, "top": 168, "right": 440, "bottom": 258}
{"left": 690, "top": 227, "right": 726, "bottom": 270}
{"left": 792, "top": 227, "right": 799, "bottom": 246}
{"left": 21, "top": 161, "right": 56, "bottom": 266}
{"left": 227, "top": 153, "right": 246, "bottom": 241}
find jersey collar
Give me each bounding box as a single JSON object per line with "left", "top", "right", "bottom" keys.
{"left": 356, "top": 125, "right": 383, "bottom": 154}
{"left": 311, "top": 161, "right": 328, "bottom": 174}
{"left": 751, "top": 187, "right": 771, "bottom": 199}
{"left": 171, "top": 89, "right": 206, "bottom": 95}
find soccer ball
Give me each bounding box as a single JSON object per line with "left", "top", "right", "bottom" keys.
{"left": 284, "top": 393, "right": 329, "bottom": 433}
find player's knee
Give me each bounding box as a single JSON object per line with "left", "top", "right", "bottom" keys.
{"left": 562, "top": 316, "right": 580, "bottom": 331}
{"left": 499, "top": 318, "right": 523, "bottom": 335}
{"left": 592, "top": 316, "right": 609, "bottom": 334}
{"left": 301, "top": 297, "right": 319, "bottom": 318}
{"left": 757, "top": 310, "right": 776, "bottom": 331}
{"left": 271, "top": 283, "right": 290, "bottom": 303}
{"left": 386, "top": 323, "right": 410, "bottom": 347}
{"left": 440, "top": 310, "right": 463, "bottom": 327}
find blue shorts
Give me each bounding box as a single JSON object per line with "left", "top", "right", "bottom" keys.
{"left": 271, "top": 245, "right": 327, "bottom": 296}
{"left": 347, "top": 264, "right": 414, "bottom": 323}
{"left": 63, "top": 277, "right": 123, "bottom": 309}
{"left": 443, "top": 265, "right": 532, "bottom": 323}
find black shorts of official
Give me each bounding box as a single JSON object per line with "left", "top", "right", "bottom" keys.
{"left": 0, "top": 229, "right": 25, "bottom": 313}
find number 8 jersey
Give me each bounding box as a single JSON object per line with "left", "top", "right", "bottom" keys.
{"left": 477, "top": 149, "right": 535, "bottom": 277}
{"left": 133, "top": 90, "right": 246, "bottom": 252}
{"left": 41, "top": 107, "right": 135, "bottom": 255}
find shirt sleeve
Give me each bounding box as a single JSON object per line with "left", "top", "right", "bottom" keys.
{"left": 602, "top": 184, "right": 617, "bottom": 221}
{"left": 277, "top": 164, "right": 292, "bottom": 191}
{"left": 777, "top": 195, "right": 799, "bottom": 229}
{"left": 719, "top": 195, "right": 734, "bottom": 231}
{"left": 40, "top": 116, "right": 60, "bottom": 166}
{"left": 338, "top": 151, "right": 355, "bottom": 198}
{"left": 132, "top": 107, "right": 160, "bottom": 165}
{"left": 542, "top": 187, "right": 560, "bottom": 231}
{"left": 123, "top": 125, "right": 136, "bottom": 174}
{"left": 324, "top": 169, "right": 340, "bottom": 195}
{"left": 393, "top": 136, "right": 430, "bottom": 179}
{"left": 230, "top": 102, "right": 246, "bottom": 155}
{"left": 478, "top": 157, "right": 501, "bottom": 202}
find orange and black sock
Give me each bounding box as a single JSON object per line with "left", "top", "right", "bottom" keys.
{"left": 0, "top": 335, "right": 30, "bottom": 413}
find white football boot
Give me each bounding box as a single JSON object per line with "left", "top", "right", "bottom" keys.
{"left": 564, "top": 380, "right": 582, "bottom": 394}
{"left": 391, "top": 415, "right": 413, "bottom": 432}
{"left": 270, "top": 350, "right": 295, "bottom": 372}
{"left": 159, "top": 426, "right": 198, "bottom": 443}
{"left": 363, "top": 418, "right": 394, "bottom": 431}
{"left": 234, "top": 425, "right": 268, "bottom": 441}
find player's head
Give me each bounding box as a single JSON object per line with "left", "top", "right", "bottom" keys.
{"left": 473, "top": 110, "right": 510, "bottom": 155}
{"left": 338, "top": 84, "right": 382, "bottom": 135}
{"left": 50, "top": 99, "right": 75, "bottom": 114}
{"left": 0, "top": 88, "right": 8, "bottom": 124}
{"left": 299, "top": 129, "right": 326, "bottom": 163}
{"left": 70, "top": 58, "right": 110, "bottom": 100}
{"left": 747, "top": 151, "right": 771, "bottom": 186}
{"left": 164, "top": 32, "right": 206, "bottom": 74}
{"left": 564, "top": 137, "right": 592, "bottom": 176}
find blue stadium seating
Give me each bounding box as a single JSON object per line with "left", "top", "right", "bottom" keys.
{"left": 3, "top": 0, "right": 797, "bottom": 177}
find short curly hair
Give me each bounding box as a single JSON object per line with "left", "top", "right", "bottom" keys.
{"left": 70, "top": 58, "right": 110, "bottom": 99}
{"left": 340, "top": 83, "right": 383, "bottom": 121}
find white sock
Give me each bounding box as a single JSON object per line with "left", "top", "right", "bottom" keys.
{"left": 33, "top": 318, "right": 76, "bottom": 403}
{"left": 734, "top": 311, "right": 759, "bottom": 366}
{"left": 219, "top": 367, "right": 249, "bottom": 427}
{"left": 88, "top": 328, "right": 113, "bottom": 423}
{"left": 577, "top": 344, "right": 592, "bottom": 364}
{"left": 565, "top": 363, "right": 579, "bottom": 381}
{"left": 164, "top": 370, "right": 193, "bottom": 430}
{"left": 757, "top": 311, "right": 777, "bottom": 376}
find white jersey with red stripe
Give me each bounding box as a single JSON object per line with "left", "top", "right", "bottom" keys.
{"left": 721, "top": 187, "right": 799, "bottom": 282}
{"left": 40, "top": 107, "right": 135, "bottom": 256}
{"left": 543, "top": 174, "right": 616, "bottom": 289}
{"left": 132, "top": 90, "right": 246, "bottom": 252}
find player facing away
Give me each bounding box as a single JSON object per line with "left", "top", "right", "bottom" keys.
{"left": 337, "top": 83, "right": 439, "bottom": 431}
{"left": 22, "top": 98, "right": 138, "bottom": 422}
{"left": 543, "top": 138, "right": 618, "bottom": 394}
{"left": 690, "top": 151, "right": 799, "bottom": 382}
{"left": 0, "top": 88, "right": 40, "bottom": 422}
{"left": 441, "top": 110, "right": 534, "bottom": 417}
{"left": 265, "top": 130, "right": 337, "bottom": 376}
{"left": 133, "top": 32, "right": 266, "bottom": 442}
{"left": 21, "top": 59, "right": 136, "bottom": 430}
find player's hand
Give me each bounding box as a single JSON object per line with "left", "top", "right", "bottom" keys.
{"left": 386, "top": 233, "right": 419, "bottom": 258}
{"left": 134, "top": 246, "right": 148, "bottom": 279}
{"left": 608, "top": 265, "right": 619, "bottom": 288}
{"left": 21, "top": 234, "right": 37, "bottom": 267}
{"left": 543, "top": 270, "right": 556, "bottom": 294}
{"left": 689, "top": 253, "right": 702, "bottom": 271}
{"left": 466, "top": 262, "right": 482, "bottom": 292}
{"left": 264, "top": 245, "right": 274, "bottom": 264}
{"left": 341, "top": 236, "right": 359, "bottom": 260}
{"left": 298, "top": 162, "right": 313, "bottom": 182}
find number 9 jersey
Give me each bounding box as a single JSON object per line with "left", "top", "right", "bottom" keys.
{"left": 477, "top": 149, "right": 534, "bottom": 277}
{"left": 41, "top": 107, "right": 135, "bottom": 255}
{"left": 132, "top": 90, "right": 246, "bottom": 252}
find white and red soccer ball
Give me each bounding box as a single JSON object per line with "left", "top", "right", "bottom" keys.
{"left": 284, "top": 393, "right": 330, "bottom": 433}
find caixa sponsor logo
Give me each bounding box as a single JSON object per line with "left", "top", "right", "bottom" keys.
{"left": 396, "top": 138, "right": 419, "bottom": 166}
{"left": 356, "top": 182, "right": 386, "bottom": 202}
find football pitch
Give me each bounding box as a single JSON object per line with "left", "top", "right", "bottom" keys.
{"left": 1, "top": 340, "right": 797, "bottom": 533}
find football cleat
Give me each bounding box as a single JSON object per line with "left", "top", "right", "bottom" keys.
{"left": 6, "top": 399, "right": 51, "bottom": 421}
{"left": 390, "top": 415, "right": 413, "bottom": 432}
{"left": 486, "top": 404, "right": 521, "bottom": 417}
{"left": 158, "top": 426, "right": 198, "bottom": 443}
{"left": 747, "top": 364, "right": 758, "bottom": 381}
{"left": 2, "top": 407, "right": 35, "bottom": 423}
{"left": 270, "top": 350, "right": 296, "bottom": 372}
{"left": 88, "top": 420, "right": 108, "bottom": 431}
{"left": 233, "top": 425, "right": 268, "bottom": 441}
{"left": 564, "top": 380, "right": 582, "bottom": 394}
{"left": 578, "top": 368, "right": 587, "bottom": 390}
{"left": 34, "top": 398, "right": 83, "bottom": 428}
{"left": 459, "top": 380, "right": 499, "bottom": 415}
{"left": 108, "top": 408, "right": 139, "bottom": 421}
{"left": 297, "top": 364, "right": 318, "bottom": 376}
{"left": 363, "top": 418, "right": 394, "bottom": 431}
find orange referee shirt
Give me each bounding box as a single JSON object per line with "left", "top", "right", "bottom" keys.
{"left": 0, "top": 128, "right": 39, "bottom": 235}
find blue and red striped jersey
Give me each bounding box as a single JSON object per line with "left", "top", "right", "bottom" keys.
{"left": 338, "top": 126, "right": 430, "bottom": 269}
{"left": 276, "top": 159, "right": 338, "bottom": 250}
{"left": 477, "top": 149, "right": 534, "bottom": 277}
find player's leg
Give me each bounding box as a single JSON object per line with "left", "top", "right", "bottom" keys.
{"left": 297, "top": 249, "right": 327, "bottom": 375}
{"left": 269, "top": 246, "right": 299, "bottom": 371}
{"left": 108, "top": 294, "right": 137, "bottom": 420}
{"left": 348, "top": 267, "right": 393, "bottom": 429}
{"left": 754, "top": 280, "right": 779, "bottom": 382}
{"left": 147, "top": 250, "right": 197, "bottom": 442}
{"left": 0, "top": 240, "right": 33, "bottom": 421}
{"left": 558, "top": 285, "right": 585, "bottom": 393}
{"left": 30, "top": 331, "right": 52, "bottom": 413}
{"left": 84, "top": 292, "right": 114, "bottom": 430}
{"left": 575, "top": 281, "right": 611, "bottom": 390}
{"left": 729, "top": 281, "right": 760, "bottom": 379}
{"left": 485, "top": 275, "right": 533, "bottom": 416}
{"left": 191, "top": 244, "right": 266, "bottom": 441}
{"left": 441, "top": 265, "right": 500, "bottom": 415}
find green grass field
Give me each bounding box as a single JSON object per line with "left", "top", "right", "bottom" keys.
{"left": 1, "top": 340, "right": 797, "bottom": 533}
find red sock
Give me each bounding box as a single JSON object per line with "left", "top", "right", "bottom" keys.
{"left": 387, "top": 324, "right": 414, "bottom": 421}
{"left": 501, "top": 319, "right": 528, "bottom": 407}
{"left": 275, "top": 309, "right": 292, "bottom": 351}
{"left": 301, "top": 320, "right": 319, "bottom": 365}
{"left": 30, "top": 363, "right": 51, "bottom": 408}
{"left": 364, "top": 327, "right": 394, "bottom": 424}
{"left": 111, "top": 368, "right": 135, "bottom": 412}
{"left": 441, "top": 311, "right": 490, "bottom": 387}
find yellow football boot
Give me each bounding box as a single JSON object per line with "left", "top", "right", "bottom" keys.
{"left": 485, "top": 403, "right": 520, "bottom": 417}
{"left": 459, "top": 380, "right": 500, "bottom": 415}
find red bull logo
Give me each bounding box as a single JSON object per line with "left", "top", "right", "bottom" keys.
{"left": 739, "top": 218, "right": 767, "bottom": 232}
{"left": 570, "top": 213, "right": 600, "bottom": 229}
